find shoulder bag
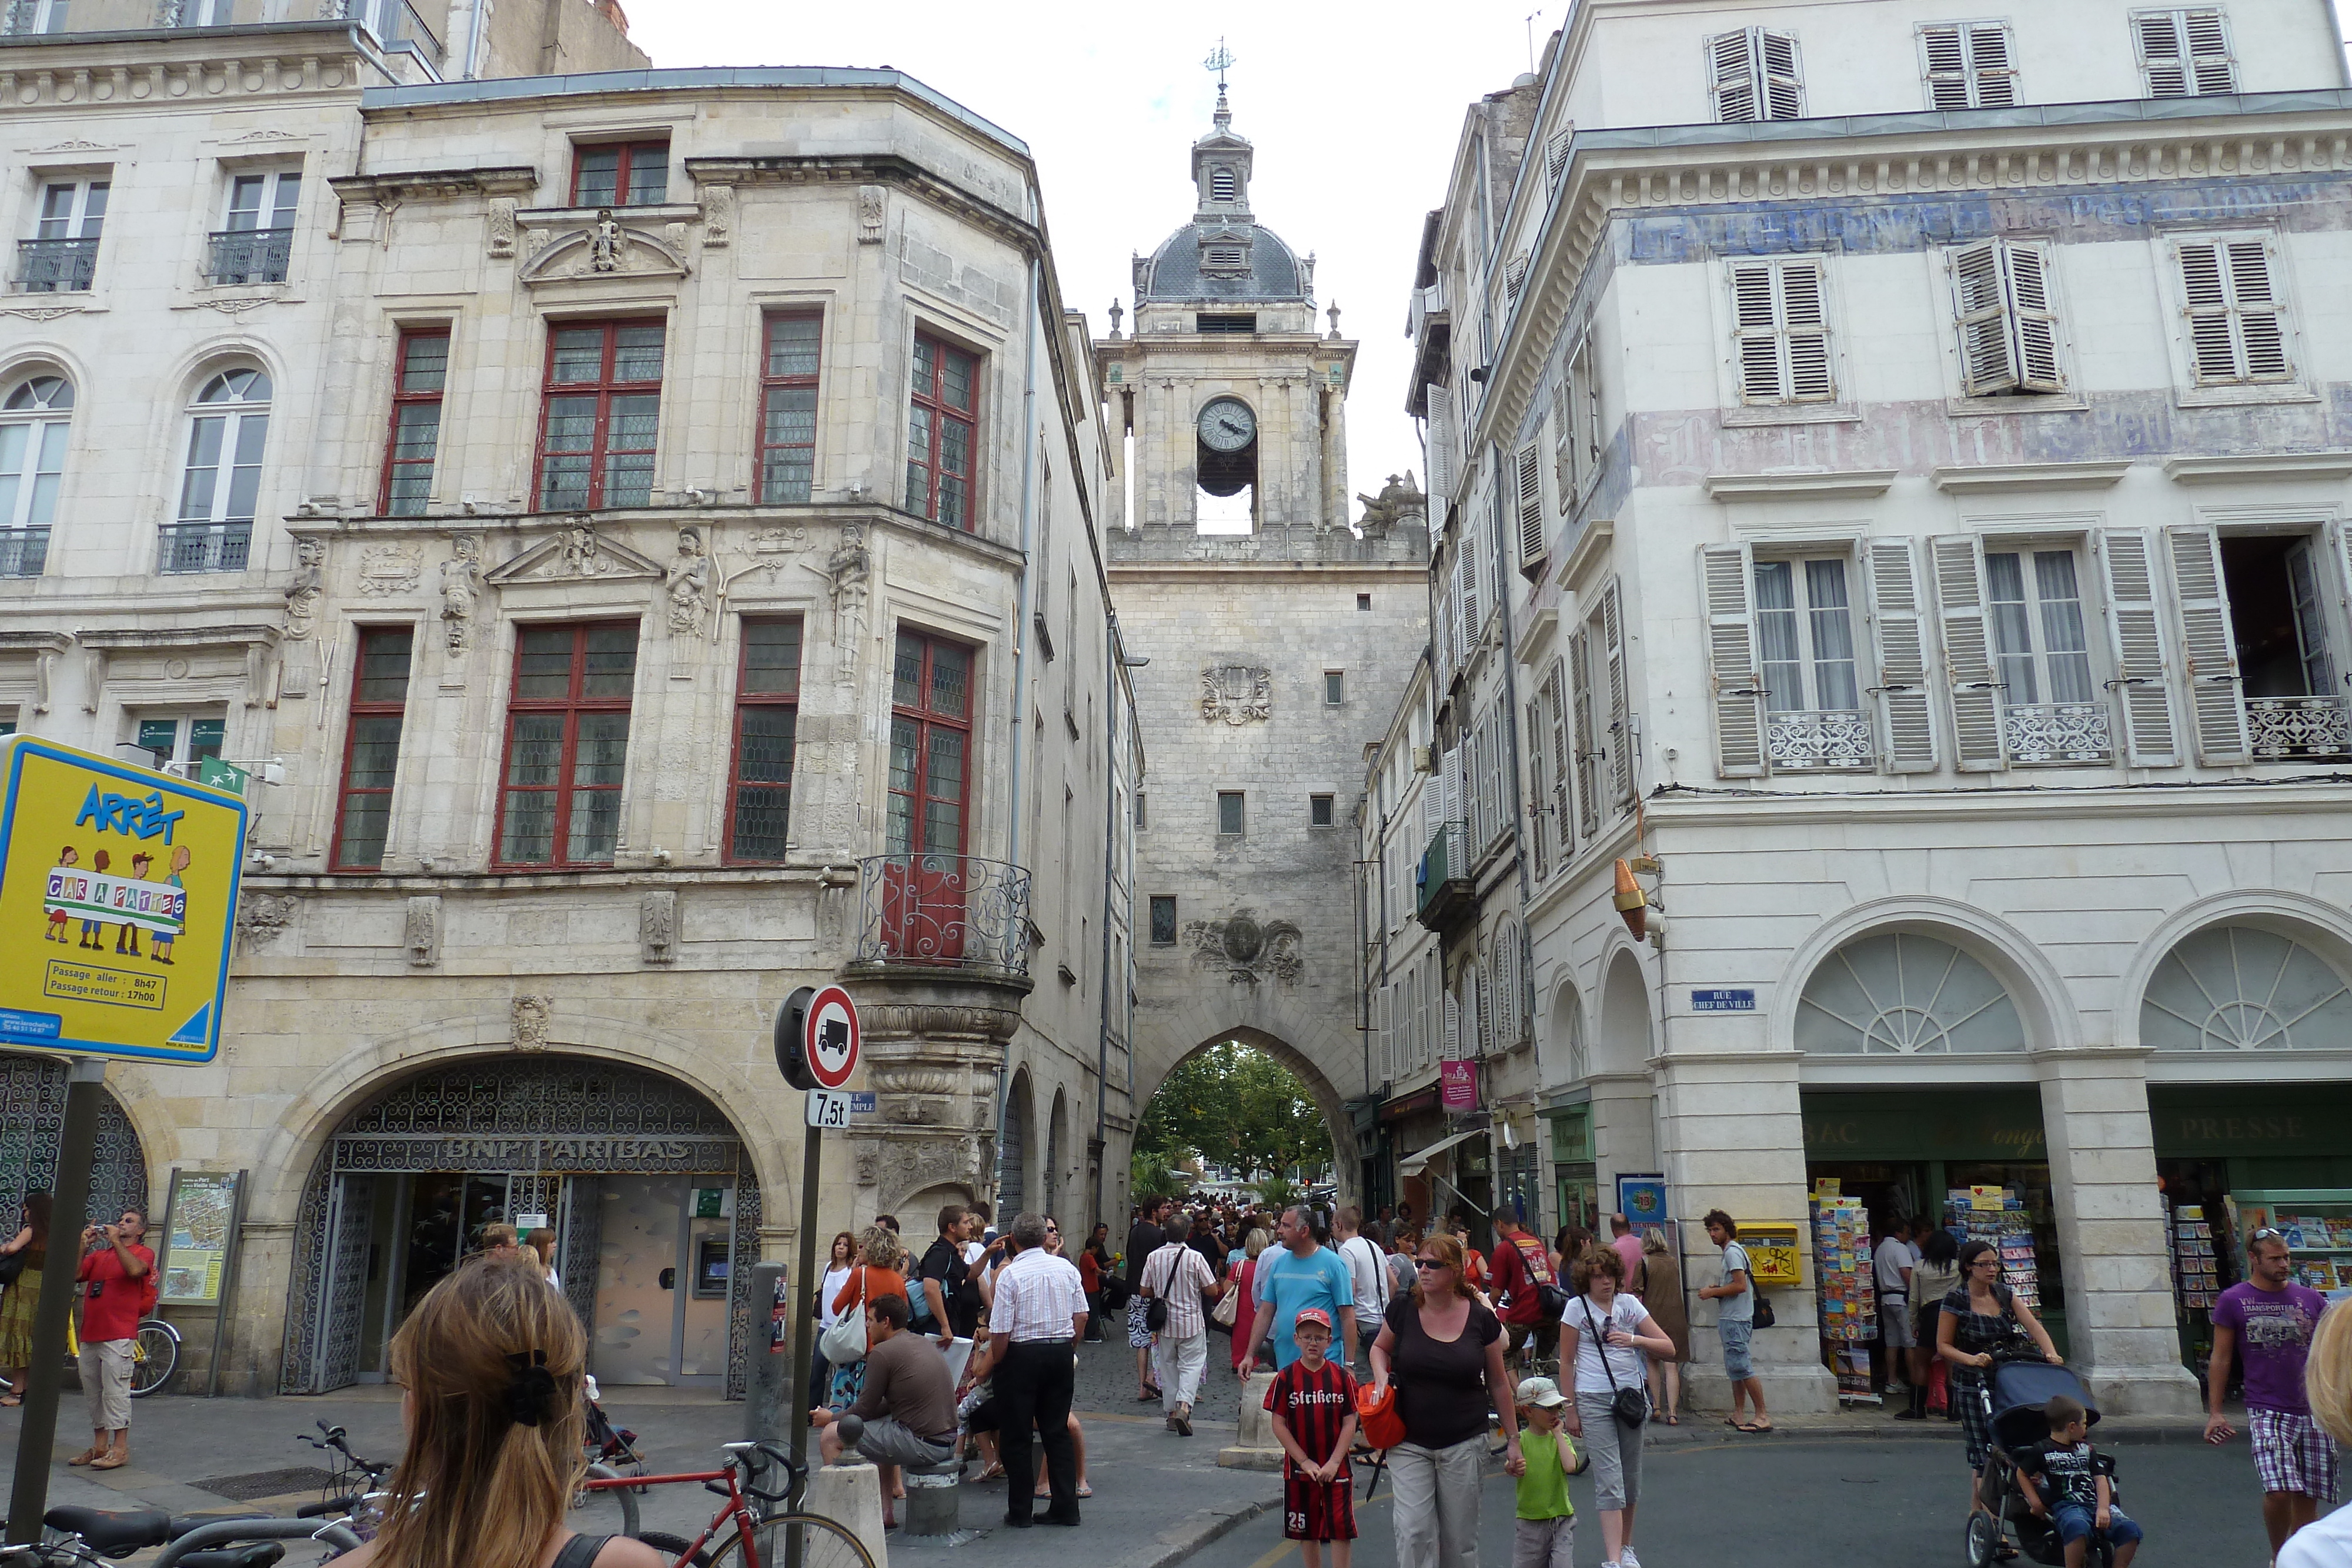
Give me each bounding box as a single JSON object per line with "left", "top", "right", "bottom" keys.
{"left": 1728, "top": 1243, "right": 1775, "bottom": 1328}
{"left": 1515, "top": 1235, "right": 1569, "bottom": 1320}
{"left": 1210, "top": 1278, "right": 1240, "bottom": 1333}
{"left": 820, "top": 1270, "right": 869, "bottom": 1366}
{"left": 1579, "top": 1297, "right": 1650, "bottom": 1429}
{"left": 1142, "top": 1246, "right": 1172, "bottom": 1332}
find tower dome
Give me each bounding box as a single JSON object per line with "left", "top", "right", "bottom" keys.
{"left": 1132, "top": 84, "right": 1312, "bottom": 305}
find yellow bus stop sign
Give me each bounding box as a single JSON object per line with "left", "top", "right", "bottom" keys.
{"left": 0, "top": 735, "right": 247, "bottom": 1064}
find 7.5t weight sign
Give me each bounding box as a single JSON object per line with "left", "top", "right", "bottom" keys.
{"left": 774, "top": 984, "right": 860, "bottom": 1091}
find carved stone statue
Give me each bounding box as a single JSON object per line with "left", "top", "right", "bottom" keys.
{"left": 560, "top": 519, "right": 601, "bottom": 576}
{"left": 405, "top": 895, "right": 440, "bottom": 967}
{"left": 589, "top": 208, "right": 623, "bottom": 272}
{"left": 283, "top": 537, "right": 326, "bottom": 641}
{"left": 666, "top": 527, "right": 709, "bottom": 634}
{"left": 439, "top": 534, "right": 481, "bottom": 654}
{"left": 700, "top": 184, "right": 733, "bottom": 248}
{"left": 857, "top": 185, "right": 885, "bottom": 244}
{"left": 487, "top": 197, "right": 517, "bottom": 259}
{"left": 827, "top": 520, "right": 870, "bottom": 690}
{"left": 1356, "top": 472, "right": 1427, "bottom": 536}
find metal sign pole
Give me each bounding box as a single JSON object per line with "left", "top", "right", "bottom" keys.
{"left": 5, "top": 1057, "right": 105, "bottom": 1544}
{"left": 785, "top": 1124, "right": 821, "bottom": 1568}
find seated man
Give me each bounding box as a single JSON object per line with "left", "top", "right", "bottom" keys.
{"left": 812, "top": 1292, "right": 958, "bottom": 1529}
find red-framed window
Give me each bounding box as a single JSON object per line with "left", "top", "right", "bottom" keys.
{"left": 330, "top": 626, "right": 413, "bottom": 870}
{"left": 380, "top": 327, "right": 449, "bottom": 517}
{"left": 759, "top": 312, "right": 821, "bottom": 504}
{"left": 536, "top": 320, "right": 662, "bottom": 511}
{"left": 886, "top": 629, "right": 974, "bottom": 855}
{"left": 494, "top": 622, "right": 638, "bottom": 867}
{"left": 727, "top": 618, "right": 801, "bottom": 862}
{"left": 570, "top": 140, "right": 668, "bottom": 208}
{"left": 905, "top": 332, "right": 978, "bottom": 529}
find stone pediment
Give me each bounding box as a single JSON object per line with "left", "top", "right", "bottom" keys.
{"left": 519, "top": 223, "right": 689, "bottom": 286}
{"left": 486, "top": 524, "right": 667, "bottom": 585}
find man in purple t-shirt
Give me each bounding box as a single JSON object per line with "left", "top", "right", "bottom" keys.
{"left": 2204, "top": 1228, "right": 2340, "bottom": 1559}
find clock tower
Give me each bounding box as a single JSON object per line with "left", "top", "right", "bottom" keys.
{"left": 1097, "top": 81, "right": 1361, "bottom": 537}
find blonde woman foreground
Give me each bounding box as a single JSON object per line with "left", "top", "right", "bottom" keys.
{"left": 339, "top": 1255, "right": 663, "bottom": 1568}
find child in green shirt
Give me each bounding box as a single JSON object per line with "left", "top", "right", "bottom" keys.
{"left": 1513, "top": 1376, "right": 1582, "bottom": 1568}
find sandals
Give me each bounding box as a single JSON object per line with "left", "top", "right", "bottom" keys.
{"left": 1031, "top": 1483, "right": 1093, "bottom": 1499}
{"left": 89, "top": 1451, "right": 128, "bottom": 1470}
{"left": 68, "top": 1446, "right": 102, "bottom": 1466}
{"left": 977, "top": 1462, "right": 1006, "bottom": 1482}
{"left": 0, "top": 1395, "right": 21, "bottom": 1407}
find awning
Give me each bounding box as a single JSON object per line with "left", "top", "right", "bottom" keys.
{"left": 1399, "top": 1129, "right": 1483, "bottom": 1178}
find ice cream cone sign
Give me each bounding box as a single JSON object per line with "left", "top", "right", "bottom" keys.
{"left": 1613, "top": 858, "right": 1648, "bottom": 941}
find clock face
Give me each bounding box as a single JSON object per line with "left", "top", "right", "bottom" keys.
{"left": 1197, "top": 397, "right": 1257, "bottom": 453}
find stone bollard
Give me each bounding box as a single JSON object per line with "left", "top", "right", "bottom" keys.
{"left": 900, "top": 1457, "right": 961, "bottom": 1537}
{"left": 803, "top": 1457, "right": 890, "bottom": 1566}
{"left": 1217, "top": 1369, "right": 1286, "bottom": 1470}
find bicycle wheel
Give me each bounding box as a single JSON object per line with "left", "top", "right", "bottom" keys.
{"left": 698, "top": 1513, "right": 874, "bottom": 1568}
{"left": 129, "top": 1322, "right": 179, "bottom": 1398}
{"left": 634, "top": 1530, "right": 711, "bottom": 1567}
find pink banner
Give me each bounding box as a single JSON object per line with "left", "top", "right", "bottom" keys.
{"left": 1440, "top": 1059, "right": 1477, "bottom": 1110}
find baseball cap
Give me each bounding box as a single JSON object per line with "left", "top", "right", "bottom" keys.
{"left": 1293, "top": 1306, "right": 1334, "bottom": 1332}
{"left": 1515, "top": 1375, "right": 1568, "bottom": 1409}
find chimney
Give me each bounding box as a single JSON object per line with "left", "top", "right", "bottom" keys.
{"left": 594, "top": 0, "right": 628, "bottom": 35}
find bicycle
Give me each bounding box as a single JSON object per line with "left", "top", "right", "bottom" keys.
{"left": 291, "top": 1416, "right": 639, "bottom": 1549}
{"left": 1, "top": 1502, "right": 362, "bottom": 1568}
{"left": 583, "top": 1438, "right": 871, "bottom": 1568}
{"left": 129, "top": 1316, "right": 182, "bottom": 1398}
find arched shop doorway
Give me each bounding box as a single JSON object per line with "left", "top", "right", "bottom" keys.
{"left": 281, "top": 1055, "right": 761, "bottom": 1396}
{"left": 0, "top": 1052, "right": 148, "bottom": 1226}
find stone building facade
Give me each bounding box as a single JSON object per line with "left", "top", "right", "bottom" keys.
{"left": 0, "top": 16, "right": 1138, "bottom": 1396}
{"left": 1375, "top": 0, "right": 2352, "bottom": 1415}
{"left": 1094, "top": 88, "right": 1429, "bottom": 1212}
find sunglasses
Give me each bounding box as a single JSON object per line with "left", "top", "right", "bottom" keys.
{"left": 1416, "top": 1258, "right": 1447, "bottom": 1271}
{"left": 2251, "top": 1227, "right": 2286, "bottom": 1242}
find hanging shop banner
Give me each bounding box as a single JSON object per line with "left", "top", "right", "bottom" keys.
{"left": 0, "top": 736, "right": 246, "bottom": 1064}
{"left": 1617, "top": 1174, "right": 1671, "bottom": 1238}
{"left": 1440, "top": 1059, "right": 1478, "bottom": 1111}
{"left": 156, "top": 1168, "right": 245, "bottom": 1306}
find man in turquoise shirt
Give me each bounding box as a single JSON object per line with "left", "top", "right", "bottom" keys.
{"left": 1241, "top": 1205, "right": 1357, "bottom": 1371}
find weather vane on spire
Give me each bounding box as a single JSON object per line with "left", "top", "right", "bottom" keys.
{"left": 1204, "top": 38, "right": 1234, "bottom": 87}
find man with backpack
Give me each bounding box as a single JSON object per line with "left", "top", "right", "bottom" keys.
{"left": 917, "top": 1203, "right": 977, "bottom": 1347}
{"left": 1489, "top": 1208, "right": 1563, "bottom": 1375}
{"left": 71, "top": 1206, "right": 154, "bottom": 1471}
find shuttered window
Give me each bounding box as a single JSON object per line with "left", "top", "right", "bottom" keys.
{"left": 1701, "top": 543, "right": 1767, "bottom": 778}
{"left": 2177, "top": 238, "right": 2291, "bottom": 385}
{"left": 1515, "top": 438, "right": 1546, "bottom": 569}
{"left": 2165, "top": 524, "right": 2252, "bottom": 764}
{"left": 1950, "top": 242, "right": 2064, "bottom": 395}
{"left": 1864, "top": 540, "right": 1938, "bottom": 773}
{"left": 1920, "top": 22, "right": 2015, "bottom": 109}
{"left": 1545, "top": 127, "right": 1572, "bottom": 186}
{"left": 1730, "top": 259, "right": 1834, "bottom": 404}
{"left": 1602, "top": 581, "right": 1633, "bottom": 807}
{"left": 2134, "top": 8, "right": 2234, "bottom": 98}
{"left": 1708, "top": 27, "right": 1804, "bottom": 122}
{"left": 2093, "top": 530, "right": 2180, "bottom": 767}
{"left": 1526, "top": 695, "right": 1552, "bottom": 879}
{"left": 1929, "top": 537, "right": 2007, "bottom": 770}
{"left": 1571, "top": 625, "right": 1600, "bottom": 838}
{"left": 1544, "top": 657, "right": 1575, "bottom": 864}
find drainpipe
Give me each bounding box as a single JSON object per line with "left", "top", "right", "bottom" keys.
{"left": 995, "top": 213, "right": 1042, "bottom": 1209}
{"left": 1094, "top": 616, "right": 1127, "bottom": 1232}
{"left": 1487, "top": 452, "right": 1534, "bottom": 1215}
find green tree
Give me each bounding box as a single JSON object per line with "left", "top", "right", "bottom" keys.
{"left": 1135, "top": 1042, "right": 1332, "bottom": 1181}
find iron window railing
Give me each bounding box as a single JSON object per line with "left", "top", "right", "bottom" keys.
{"left": 2247, "top": 694, "right": 2352, "bottom": 758}
{"left": 2001, "top": 701, "right": 2112, "bottom": 764}
{"left": 0, "top": 527, "right": 50, "bottom": 577}
{"left": 16, "top": 237, "right": 98, "bottom": 293}
{"left": 158, "top": 521, "right": 250, "bottom": 574}
{"left": 1765, "top": 708, "right": 1874, "bottom": 770}
{"left": 853, "top": 852, "right": 1031, "bottom": 980}
{"left": 205, "top": 227, "right": 292, "bottom": 286}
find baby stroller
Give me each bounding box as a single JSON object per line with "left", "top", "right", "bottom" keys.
{"left": 1965, "top": 1353, "right": 2116, "bottom": 1568}
{"left": 581, "top": 1373, "right": 646, "bottom": 1476}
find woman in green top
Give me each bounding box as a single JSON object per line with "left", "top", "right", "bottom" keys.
{"left": 0, "top": 1192, "right": 54, "bottom": 1406}
{"left": 1512, "top": 1375, "right": 1581, "bottom": 1568}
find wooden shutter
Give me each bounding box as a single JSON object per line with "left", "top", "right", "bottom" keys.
{"left": 1603, "top": 580, "right": 1634, "bottom": 805}
{"left": 1546, "top": 655, "right": 1576, "bottom": 858}
{"left": 1701, "top": 542, "right": 1767, "bottom": 777}
{"left": 1967, "top": 24, "right": 2016, "bottom": 105}
{"left": 1462, "top": 526, "right": 1484, "bottom": 655}
{"left": 1475, "top": 961, "right": 1492, "bottom": 1056}
{"left": 1516, "top": 439, "right": 1546, "bottom": 568}
{"left": 1571, "top": 626, "right": 1600, "bottom": 838}
{"left": 2165, "top": 523, "right": 2251, "bottom": 763}
{"left": 2178, "top": 241, "right": 2238, "bottom": 382}
{"left": 1921, "top": 24, "right": 1972, "bottom": 109}
{"left": 1730, "top": 263, "right": 1785, "bottom": 402}
{"left": 1505, "top": 255, "right": 1529, "bottom": 306}
{"left": 1708, "top": 29, "right": 1759, "bottom": 121}
{"left": 2182, "top": 8, "right": 2234, "bottom": 92}
{"left": 2094, "top": 529, "right": 2181, "bottom": 767}
{"left": 1546, "top": 126, "right": 1572, "bottom": 185}
{"left": 1951, "top": 242, "right": 2016, "bottom": 394}
{"left": 1525, "top": 696, "right": 1551, "bottom": 879}
{"left": 1444, "top": 987, "right": 1461, "bottom": 1061}
{"left": 2139, "top": 10, "right": 2191, "bottom": 96}
{"left": 1428, "top": 394, "right": 1459, "bottom": 512}
{"left": 2227, "top": 240, "right": 2288, "bottom": 379}
{"left": 1781, "top": 261, "right": 1833, "bottom": 400}
{"left": 2007, "top": 245, "right": 2065, "bottom": 392}
{"left": 1445, "top": 745, "right": 1465, "bottom": 830}
{"left": 2142, "top": 9, "right": 2235, "bottom": 98}
{"left": 1759, "top": 30, "right": 1804, "bottom": 119}
{"left": 1866, "top": 538, "right": 1938, "bottom": 771}
{"left": 1930, "top": 534, "right": 2006, "bottom": 769}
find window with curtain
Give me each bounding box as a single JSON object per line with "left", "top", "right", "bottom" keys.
{"left": 0, "top": 375, "right": 71, "bottom": 576}
{"left": 1755, "top": 556, "right": 1860, "bottom": 713}
{"left": 1984, "top": 548, "right": 2094, "bottom": 706}
{"left": 169, "top": 367, "right": 268, "bottom": 572}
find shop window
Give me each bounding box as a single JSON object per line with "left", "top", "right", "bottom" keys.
{"left": 332, "top": 627, "right": 412, "bottom": 870}
{"left": 2141, "top": 925, "right": 2352, "bottom": 1050}
{"left": 1796, "top": 931, "right": 2024, "bottom": 1054}
{"left": 727, "top": 618, "right": 800, "bottom": 861}
{"left": 495, "top": 622, "right": 637, "bottom": 867}
{"left": 536, "top": 320, "right": 663, "bottom": 511}
{"left": 380, "top": 327, "right": 449, "bottom": 517}
{"left": 571, "top": 140, "right": 668, "bottom": 208}
{"left": 758, "top": 312, "right": 821, "bottom": 504}
{"left": 906, "top": 332, "right": 978, "bottom": 530}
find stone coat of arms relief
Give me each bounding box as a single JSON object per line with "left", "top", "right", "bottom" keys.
{"left": 1201, "top": 663, "right": 1272, "bottom": 725}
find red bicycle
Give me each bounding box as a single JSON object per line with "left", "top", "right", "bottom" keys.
{"left": 582, "top": 1439, "right": 872, "bottom": 1568}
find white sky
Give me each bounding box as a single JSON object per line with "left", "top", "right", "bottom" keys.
{"left": 627, "top": 1, "right": 1546, "bottom": 518}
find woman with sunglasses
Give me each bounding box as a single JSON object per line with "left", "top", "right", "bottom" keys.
{"left": 1937, "top": 1237, "right": 2061, "bottom": 1536}
{"left": 1370, "top": 1232, "right": 1522, "bottom": 1568}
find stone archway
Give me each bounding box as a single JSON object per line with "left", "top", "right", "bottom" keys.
{"left": 0, "top": 1052, "right": 148, "bottom": 1229}
{"left": 1592, "top": 946, "right": 1659, "bottom": 1184}
{"left": 1117, "top": 1025, "right": 1359, "bottom": 1215}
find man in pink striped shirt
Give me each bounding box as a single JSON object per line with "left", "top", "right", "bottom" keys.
{"left": 1142, "top": 1221, "right": 1221, "bottom": 1436}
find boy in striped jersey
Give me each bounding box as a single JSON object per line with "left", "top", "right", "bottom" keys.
{"left": 1268, "top": 1306, "right": 1359, "bottom": 1567}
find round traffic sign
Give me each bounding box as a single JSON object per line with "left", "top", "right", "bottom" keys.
{"left": 803, "top": 984, "right": 859, "bottom": 1089}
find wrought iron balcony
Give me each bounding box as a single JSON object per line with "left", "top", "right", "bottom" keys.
{"left": 15, "top": 237, "right": 98, "bottom": 293}
{"left": 0, "top": 527, "right": 49, "bottom": 578}
{"left": 1766, "top": 708, "right": 1873, "bottom": 771}
{"left": 2002, "top": 701, "right": 2112, "bottom": 764}
{"left": 204, "top": 227, "right": 292, "bottom": 286}
{"left": 1415, "top": 819, "right": 1475, "bottom": 934}
{"left": 158, "top": 521, "right": 251, "bottom": 574}
{"left": 2248, "top": 694, "right": 2352, "bottom": 759}
{"left": 852, "top": 852, "right": 1031, "bottom": 981}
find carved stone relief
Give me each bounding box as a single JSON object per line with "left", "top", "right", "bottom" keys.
{"left": 236, "top": 895, "right": 293, "bottom": 954}
{"left": 1185, "top": 908, "right": 1304, "bottom": 986}
{"left": 283, "top": 537, "right": 325, "bottom": 641}
{"left": 857, "top": 185, "right": 885, "bottom": 243}
{"left": 511, "top": 992, "right": 553, "bottom": 1050}
{"left": 827, "top": 521, "right": 869, "bottom": 691}
{"left": 487, "top": 197, "right": 517, "bottom": 259}
{"left": 665, "top": 527, "right": 709, "bottom": 636}
{"left": 404, "top": 895, "right": 440, "bottom": 967}
{"left": 439, "top": 535, "right": 481, "bottom": 654}
{"left": 1201, "top": 663, "right": 1272, "bottom": 725}
{"left": 700, "top": 184, "right": 733, "bottom": 248}
{"left": 358, "top": 542, "right": 423, "bottom": 596}
{"left": 640, "top": 890, "right": 677, "bottom": 964}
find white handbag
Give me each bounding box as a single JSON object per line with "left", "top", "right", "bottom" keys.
{"left": 820, "top": 1273, "right": 869, "bottom": 1366}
